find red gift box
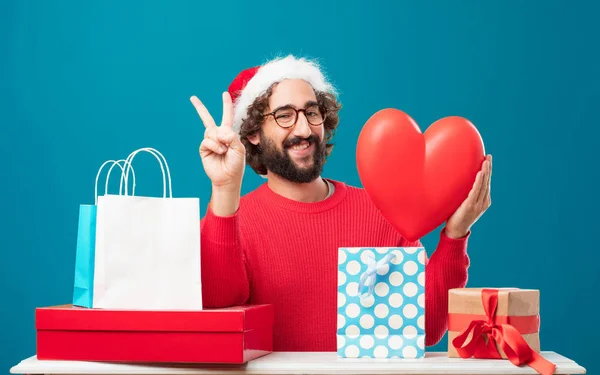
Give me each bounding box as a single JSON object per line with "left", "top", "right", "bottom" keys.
{"left": 36, "top": 304, "right": 274, "bottom": 364}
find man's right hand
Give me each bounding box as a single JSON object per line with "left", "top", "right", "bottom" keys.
{"left": 191, "top": 92, "right": 246, "bottom": 190}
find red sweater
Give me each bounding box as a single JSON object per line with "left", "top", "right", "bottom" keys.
{"left": 200, "top": 178, "right": 470, "bottom": 351}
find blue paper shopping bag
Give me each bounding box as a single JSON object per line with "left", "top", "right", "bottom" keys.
{"left": 337, "top": 246, "right": 426, "bottom": 359}
{"left": 72, "top": 204, "right": 98, "bottom": 307}
{"left": 72, "top": 159, "right": 135, "bottom": 308}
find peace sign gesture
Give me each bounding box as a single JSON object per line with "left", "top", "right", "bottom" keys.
{"left": 191, "top": 92, "right": 246, "bottom": 189}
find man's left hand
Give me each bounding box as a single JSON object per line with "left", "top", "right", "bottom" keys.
{"left": 445, "top": 154, "right": 493, "bottom": 239}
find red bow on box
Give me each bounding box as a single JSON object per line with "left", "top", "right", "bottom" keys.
{"left": 451, "top": 289, "right": 556, "bottom": 375}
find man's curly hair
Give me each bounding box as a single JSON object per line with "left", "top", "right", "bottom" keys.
{"left": 238, "top": 84, "right": 342, "bottom": 176}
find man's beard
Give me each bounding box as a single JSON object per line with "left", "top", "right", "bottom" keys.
{"left": 257, "top": 129, "right": 326, "bottom": 183}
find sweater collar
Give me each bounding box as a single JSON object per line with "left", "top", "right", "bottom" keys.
{"left": 257, "top": 178, "right": 347, "bottom": 214}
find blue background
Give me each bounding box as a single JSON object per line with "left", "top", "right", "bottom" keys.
{"left": 1, "top": 1, "right": 597, "bottom": 374}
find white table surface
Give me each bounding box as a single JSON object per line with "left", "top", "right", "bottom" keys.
{"left": 10, "top": 352, "right": 586, "bottom": 375}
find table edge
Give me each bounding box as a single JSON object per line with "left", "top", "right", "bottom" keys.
{"left": 9, "top": 352, "right": 587, "bottom": 375}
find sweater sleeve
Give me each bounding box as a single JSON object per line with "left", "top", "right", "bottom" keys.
{"left": 200, "top": 203, "right": 250, "bottom": 308}
{"left": 400, "top": 227, "right": 470, "bottom": 346}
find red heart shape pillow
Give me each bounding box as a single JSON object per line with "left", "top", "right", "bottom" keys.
{"left": 356, "top": 108, "right": 485, "bottom": 241}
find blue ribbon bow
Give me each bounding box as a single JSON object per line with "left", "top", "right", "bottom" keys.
{"left": 357, "top": 252, "right": 396, "bottom": 298}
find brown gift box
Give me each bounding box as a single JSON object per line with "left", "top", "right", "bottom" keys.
{"left": 447, "top": 288, "right": 541, "bottom": 358}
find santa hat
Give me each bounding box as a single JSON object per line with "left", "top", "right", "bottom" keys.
{"left": 228, "top": 54, "right": 337, "bottom": 133}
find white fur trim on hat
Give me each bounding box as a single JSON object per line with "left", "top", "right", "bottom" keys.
{"left": 232, "top": 54, "right": 336, "bottom": 133}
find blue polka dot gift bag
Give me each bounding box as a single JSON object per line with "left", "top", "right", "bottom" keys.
{"left": 337, "top": 247, "right": 426, "bottom": 359}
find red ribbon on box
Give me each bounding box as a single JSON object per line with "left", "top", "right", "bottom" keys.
{"left": 450, "top": 288, "right": 556, "bottom": 375}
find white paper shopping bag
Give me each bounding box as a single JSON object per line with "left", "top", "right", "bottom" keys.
{"left": 93, "top": 147, "right": 202, "bottom": 310}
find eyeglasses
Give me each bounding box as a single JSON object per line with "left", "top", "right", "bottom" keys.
{"left": 263, "top": 104, "right": 327, "bottom": 128}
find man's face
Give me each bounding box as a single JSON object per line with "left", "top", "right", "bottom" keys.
{"left": 252, "top": 79, "right": 327, "bottom": 183}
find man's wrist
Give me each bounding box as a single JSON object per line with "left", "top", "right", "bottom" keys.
{"left": 445, "top": 226, "right": 469, "bottom": 239}
{"left": 210, "top": 183, "right": 241, "bottom": 217}
{"left": 212, "top": 182, "right": 241, "bottom": 194}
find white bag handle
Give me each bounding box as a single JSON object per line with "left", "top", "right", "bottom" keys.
{"left": 105, "top": 160, "right": 137, "bottom": 197}
{"left": 120, "top": 147, "right": 173, "bottom": 198}
{"left": 94, "top": 159, "right": 137, "bottom": 205}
